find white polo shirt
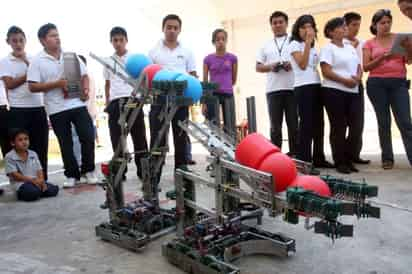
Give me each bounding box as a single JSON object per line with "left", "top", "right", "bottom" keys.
{"left": 0, "top": 54, "right": 44, "bottom": 108}
{"left": 5, "top": 149, "right": 42, "bottom": 191}
{"left": 103, "top": 52, "right": 133, "bottom": 102}
{"left": 148, "top": 40, "right": 196, "bottom": 73}
{"left": 320, "top": 42, "right": 360, "bottom": 93}
{"left": 27, "top": 50, "right": 87, "bottom": 116}
{"left": 343, "top": 38, "right": 364, "bottom": 66}
{"left": 288, "top": 40, "right": 321, "bottom": 88}
{"left": 256, "top": 35, "right": 294, "bottom": 93}
{"left": 0, "top": 80, "right": 7, "bottom": 106}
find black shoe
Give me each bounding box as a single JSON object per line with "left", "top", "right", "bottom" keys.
{"left": 314, "top": 160, "right": 335, "bottom": 169}
{"left": 336, "top": 165, "right": 351, "bottom": 174}
{"left": 0, "top": 189, "right": 3, "bottom": 196}
{"left": 175, "top": 165, "right": 192, "bottom": 172}
{"left": 309, "top": 168, "right": 321, "bottom": 176}
{"left": 353, "top": 158, "right": 370, "bottom": 165}
{"left": 187, "top": 160, "right": 197, "bottom": 165}
{"left": 348, "top": 164, "right": 359, "bottom": 172}
{"left": 382, "top": 160, "right": 394, "bottom": 170}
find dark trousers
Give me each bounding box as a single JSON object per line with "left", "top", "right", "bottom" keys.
{"left": 17, "top": 182, "right": 59, "bottom": 202}
{"left": 205, "top": 93, "right": 237, "bottom": 137}
{"left": 149, "top": 104, "right": 189, "bottom": 168}
{"left": 0, "top": 106, "right": 11, "bottom": 157}
{"left": 266, "top": 90, "right": 298, "bottom": 155}
{"left": 367, "top": 78, "right": 412, "bottom": 164}
{"left": 352, "top": 84, "right": 365, "bottom": 160}
{"left": 185, "top": 135, "right": 192, "bottom": 162}
{"left": 49, "top": 107, "right": 95, "bottom": 179}
{"left": 323, "top": 87, "right": 362, "bottom": 166}
{"left": 107, "top": 98, "right": 148, "bottom": 179}
{"left": 9, "top": 107, "right": 49, "bottom": 180}
{"left": 295, "top": 84, "right": 327, "bottom": 163}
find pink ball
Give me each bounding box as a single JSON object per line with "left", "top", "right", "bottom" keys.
{"left": 289, "top": 176, "right": 332, "bottom": 197}
{"left": 258, "top": 153, "right": 297, "bottom": 193}
{"left": 235, "top": 133, "right": 280, "bottom": 169}
{"left": 143, "top": 64, "right": 162, "bottom": 89}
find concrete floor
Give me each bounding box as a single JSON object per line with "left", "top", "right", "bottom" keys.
{"left": 1, "top": 149, "right": 412, "bottom": 274}
{"left": 1, "top": 116, "right": 412, "bottom": 274}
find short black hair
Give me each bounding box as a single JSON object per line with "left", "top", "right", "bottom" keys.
{"left": 324, "top": 17, "right": 345, "bottom": 39}
{"left": 162, "top": 14, "right": 182, "bottom": 29}
{"left": 212, "top": 28, "right": 228, "bottom": 44}
{"left": 269, "top": 11, "right": 288, "bottom": 24}
{"left": 370, "top": 9, "right": 392, "bottom": 35}
{"left": 38, "top": 23, "right": 57, "bottom": 39}
{"left": 290, "top": 15, "right": 317, "bottom": 46}
{"left": 6, "top": 26, "right": 25, "bottom": 41}
{"left": 344, "top": 12, "right": 362, "bottom": 25}
{"left": 110, "top": 26, "right": 128, "bottom": 41}
{"left": 398, "top": 0, "right": 412, "bottom": 3}
{"left": 9, "top": 128, "right": 29, "bottom": 143}
{"left": 78, "top": 55, "right": 87, "bottom": 66}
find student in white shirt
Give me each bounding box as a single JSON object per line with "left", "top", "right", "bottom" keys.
{"left": 27, "top": 23, "right": 97, "bottom": 187}
{"left": 256, "top": 11, "right": 298, "bottom": 156}
{"left": 343, "top": 12, "right": 370, "bottom": 165}
{"left": 320, "top": 17, "right": 362, "bottom": 174}
{"left": 289, "top": 15, "right": 333, "bottom": 174}
{"left": 0, "top": 26, "right": 49, "bottom": 181}
{"left": 0, "top": 80, "right": 8, "bottom": 196}
{"left": 0, "top": 79, "right": 10, "bottom": 158}
{"left": 104, "top": 27, "right": 148, "bottom": 180}
{"left": 148, "top": 14, "right": 197, "bottom": 181}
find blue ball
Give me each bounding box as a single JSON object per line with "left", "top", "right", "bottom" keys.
{"left": 153, "top": 69, "right": 182, "bottom": 81}
{"left": 125, "top": 54, "right": 152, "bottom": 78}
{"left": 176, "top": 74, "right": 203, "bottom": 103}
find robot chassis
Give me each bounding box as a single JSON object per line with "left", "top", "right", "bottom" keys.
{"left": 89, "top": 52, "right": 222, "bottom": 251}
{"left": 90, "top": 53, "right": 381, "bottom": 274}
{"left": 162, "top": 119, "right": 380, "bottom": 274}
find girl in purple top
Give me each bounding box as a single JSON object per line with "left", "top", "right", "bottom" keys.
{"left": 203, "top": 29, "right": 238, "bottom": 136}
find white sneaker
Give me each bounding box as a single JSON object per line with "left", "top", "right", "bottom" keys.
{"left": 84, "top": 172, "right": 98, "bottom": 185}
{"left": 63, "top": 178, "right": 77, "bottom": 188}
{"left": 79, "top": 176, "right": 88, "bottom": 184}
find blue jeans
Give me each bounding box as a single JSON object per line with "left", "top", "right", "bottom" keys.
{"left": 366, "top": 77, "right": 412, "bottom": 164}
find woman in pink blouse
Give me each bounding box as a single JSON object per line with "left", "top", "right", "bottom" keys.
{"left": 363, "top": 9, "right": 412, "bottom": 169}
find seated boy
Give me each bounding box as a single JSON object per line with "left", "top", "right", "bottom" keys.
{"left": 5, "top": 129, "right": 58, "bottom": 202}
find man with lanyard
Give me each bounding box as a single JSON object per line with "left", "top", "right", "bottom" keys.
{"left": 148, "top": 14, "right": 197, "bottom": 184}
{"left": 256, "top": 11, "right": 298, "bottom": 157}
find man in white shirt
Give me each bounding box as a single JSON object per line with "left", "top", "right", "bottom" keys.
{"left": 0, "top": 26, "right": 49, "bottom": 181}
{"left": 343, "top": 12, "right": 370, "bottom": 165}
{"left": 256, "top": 11, "right": 298, "bottom": 156}
{"left": 27, "top": 23, "right": 97, "bottom": 188}
{"left": 104, "top": 26, "right": 148, "bottom": 180}
{"left": 148, "top": 14, "right": 197, "bottom": 182}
